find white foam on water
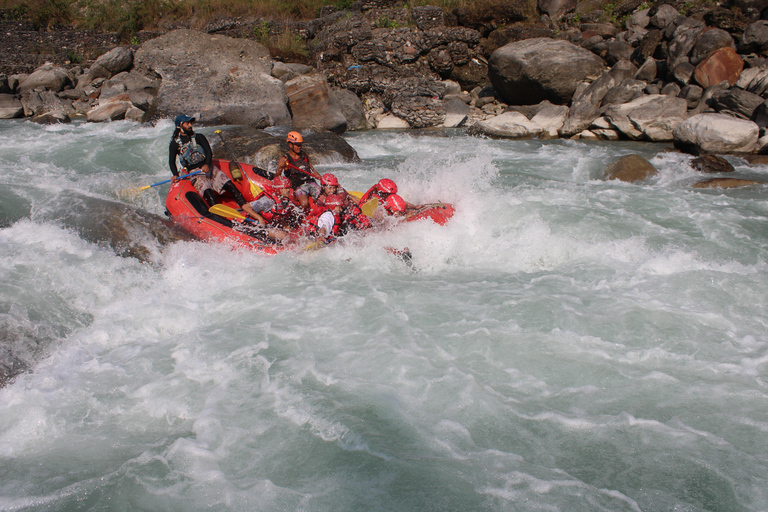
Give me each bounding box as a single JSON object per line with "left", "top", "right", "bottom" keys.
{"left": 2, "top": 123, "right": 768, "bottom": 511}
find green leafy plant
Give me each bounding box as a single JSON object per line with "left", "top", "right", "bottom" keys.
{"left": 66, "top": 49, "right": 83, "bottom": 63}
{"left": 374, "top": 15, "right": 399, "bottom": 29}
{"left": 254, "top": 20, "right": 270, "bottom": 45}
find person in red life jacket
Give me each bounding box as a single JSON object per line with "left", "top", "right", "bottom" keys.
{"left": 309, "top": 193, "right": 344, "bottom": 243}
{"left": 238, "top": 176, "right": 303, "bottom": 243}
{"left": 316, "top": 173, "right": 358, "bottom": 209}
{"left": 376, "top": 193, "right": 422, "bottom": 222}
{"left": 169, "top": 113, "right": 249, "bottom": 209}
{"left": 274, "top": 131, "right": 322, "bottom": 212}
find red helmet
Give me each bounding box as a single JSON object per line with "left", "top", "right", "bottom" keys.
{"left": 324, "top": 194, "right": 345, "bottom": 208}
{"left": 384, "top": 194, "right": 406, "bottom": 214}
{"left": 321, "top": 173, "right": 339, "bottom": 187}
{"left": 286, "top": 131, "right": 303, "bottom": 144}
{"left": 378, "top": 178, "right": 397, "bottom": 194}
{"left": 272, "top": 176, "right": 292, "bottom": 189}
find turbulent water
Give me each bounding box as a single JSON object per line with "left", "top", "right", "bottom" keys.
{"left": 1, "top": 119, "right": 767, "bottom": 512}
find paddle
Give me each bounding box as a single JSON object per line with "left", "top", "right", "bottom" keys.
{"left": 117, "top": 170, "right": 202, "bottom": 198}
{"left": 360, "top": 197, "right": 379, "bottom": 218}
{"left": 214, "top": 130, "right": 246, "bottom": 181}
{"left": 208, "top": 204, "right": 260, "bottom": 224}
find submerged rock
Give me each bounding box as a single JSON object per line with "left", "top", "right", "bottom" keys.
{"left": 604, "top": 154, "right": 659, "bottom": 182}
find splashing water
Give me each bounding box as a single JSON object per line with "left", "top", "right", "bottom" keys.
{"left": 1, "top": 120, "right": 767, "bottom": 511}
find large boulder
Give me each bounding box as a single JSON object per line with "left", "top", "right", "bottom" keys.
{"left": 488, "top": 38, "right": 605, "bottom": 105}
{"left": 212, "top": 127, "right": 360, "bottom": 171}
{"left": 133, "top": 29, "right": 290, "bottom": 126}
{"left": 285, "top": 73, "right": 347, "bottom": 134}
{"left": 332, "top": 87, "right": 368, "bottom": 130}
{"left": 467, "top": 111, "right": 544, "bottom": 138}
{"left": 694, "top": 47, "right": 744, "bottom": 88}
{"left": 89, "top": 47, "right": 134, "bottom": 79}
{"left": 673, "top": 113, "right": 759, "bottom": 154}
{"left": 603, "top": 94, "right": 688, "bottom": 141}
{"left": 18, "top": 64, "right": 71, "bottom": 93}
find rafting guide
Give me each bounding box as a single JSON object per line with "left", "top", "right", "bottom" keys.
{"left": 169, "top": 113, "right": 249, "bottom": 209}
{"left": 274, "top": 131, "right": 322, "bottom": 212}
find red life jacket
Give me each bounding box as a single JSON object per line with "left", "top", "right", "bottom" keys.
{"left": 284, "top": 152, "right": 315, "bottom": 188}
{"left": 254, "top": 189, "right": 298, "bottom": 223}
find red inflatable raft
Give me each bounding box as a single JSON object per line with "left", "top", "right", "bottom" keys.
{"left": 164, "top": 158, "right": 454, "bottom": 254}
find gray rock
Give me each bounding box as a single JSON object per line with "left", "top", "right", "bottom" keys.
{"left": 627, "top": 9, "right": 651, "bottom": 32}
{"left": 489, "top": 38, "right": 605, "bottom": 105}
{"left": 671, "top": 62, "right": 695, "bottom": 85}
{"left": 0, "top": 74, "right": 10, "bottom": 94}
{"left": 635, "top": 57, "right": 658, "bottom": 81}
{"left": 649, "top": 4, "right": 680, "bottom": 31}
{"left": 19, "top": 64, "right": 71, "bottom": 93}
{"left": 467, "top": 111, "right": 544, "bottom": 138}
{"left": 286, "top": 73, "right": 347, "bottom": 134}
{"left": 691, "top": 28, "right": 735, "bottom": 66}
{"left": 560, "top": 73, "right": 615, "bottom": 136}
{"left": 673, "top": 113, "right": 759, "bottom": 153}
{"left": 710, "top": 88, "right": 764, "bottom": 120}
{"left": 86, "top": 100, "right": 131, "bottom": 122}
{"left": 0, "top": 94, "right": 23, "bottom": 119}
{"left": 604, "top": 94, "right": 688, "bottom": 141}
{"left": 20, "top": 89, "right": 75, "bottom": 117}
{"left": 331, "top": 87, "right": 367, "bottom": 131}
{"left": 661, "top": 82, "right": 682, "bottom": 96}
{"left": 133, "top": 29, "right": 290, "bottom": 126}
{"left": 667, "top": 19, "right": 705, "bottom": 70}
{"left": 90, "top": 47, "right": 133, "bottom": 79}
{"left": 600, "top": 78, "right": 646, "bottom": 107}
{"left": 740, "top": 20, "right": 768, "bottom": 55}
{"left": 530, "top": 101, "right": 568, "bottom": 138}
{"left": 678, "top": 84, "right": 703, "bottom": 109}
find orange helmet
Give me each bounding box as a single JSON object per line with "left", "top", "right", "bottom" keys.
{"left": 286, "top": 131, "right": 303, "bottom": 144}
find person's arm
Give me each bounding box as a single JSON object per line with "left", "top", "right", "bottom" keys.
{"left": 242, "top": 203, "right": 268, "bottom": 225}
{"left": 197, "top": 134, "right": 213, "bottom": 176}
{"left": 274, "top": 156, "right": 287, "bottom": 177}
{"left": 169, "top": 139, "right": 180, "bottom": 178}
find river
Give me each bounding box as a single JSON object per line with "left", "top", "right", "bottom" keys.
{"left": 1, "top": 119, "right": 767, "bottom": 511}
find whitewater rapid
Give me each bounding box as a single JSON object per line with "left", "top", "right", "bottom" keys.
{"left": 1, "top": 119, "right": 767, "bottom": 511}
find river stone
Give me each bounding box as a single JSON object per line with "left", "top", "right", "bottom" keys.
{"left": 604, "top": 154, "right": 659, "bottom": 182}
{"left": 692, "top": 178, "right": 763, "bottom": 188}
{"left": 0, "top": 94, "right": 23, "bottom": 119}
{"left": 691, "top": 28, "right": 735, "bottom": 66}
{"left": 285, "top": 73, "right": 347, "bottom": 134}
{"left": 331, "top": 87, "right": 367, "bottom": 131}
{"left": 709, "top": 88, "right": 764, "bottom": 120}
{"left": 19, "top": 64, "right": 71, "bottom": 93}
{"left": 86, "top": 100, "right": 132, "bottom": 122}
{"left": 90, "top": 47, "right": 134, "bottom": 79}
{"left": 467, "top": 111, "right": 544, "bottom": 138}
{"left": 694, "top": 47, "right": 744, "bottom": 88}
{"left": 603, "top": 94, "right": 688, "bottom": 141}
{"left": 530, "top": 101, "right": 568, "bottom": 138}
{"left": 690, "top": 154, "right": 735, "bottom": 173}
{"left": 673, "top": 113, "right": 759, "bottom": 154}
{"left": 650, "top": 4, "right": 680, "bottom": 31}
{"left": 134, "top": 29, "right": 290, "bottom": 127}
{"left": 488, "top": 38, "right": 605, "bottom": 105}
{"left": 538, "top": 0, "right": 576, "bottom": 19}
{"left": 376, "top": 115, "right": 411, "bottom": 129}
{"left": 740, "top": 20, "right": 768, "bottom": 55}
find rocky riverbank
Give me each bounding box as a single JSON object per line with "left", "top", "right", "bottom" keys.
{"left": 3, "top": 1, "right": 768, "bottom": 184}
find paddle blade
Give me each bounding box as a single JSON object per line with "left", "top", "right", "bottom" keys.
{"left": 360, "top": 197, "right": 379, "bottom": 218}
{"left": 115, "top": 184, "right": 150, "bottom": 199}
{"left": 209, "top": 204, "right": 246, "bottom": 220}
